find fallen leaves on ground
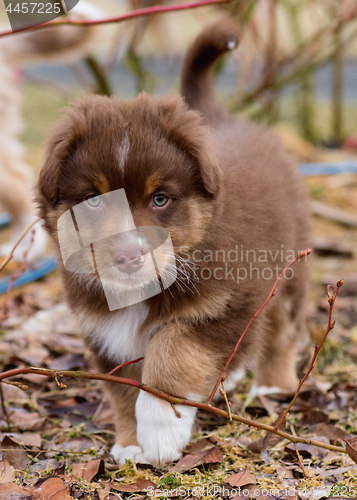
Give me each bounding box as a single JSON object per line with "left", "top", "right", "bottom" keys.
{"left": 0, "top": 176, "right": 357, "bottom": 498}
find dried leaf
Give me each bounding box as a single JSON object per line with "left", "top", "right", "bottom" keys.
{"left": 285, "top": 439, "right": 329, "bottom": 460}
{"left": 260, "top": 412, "right": 286, "bottom": 463}
{"left": 48, "top": 353, "right": 84, "bottom": 371}
{"left": 0, "top": 459, "right": 15, "bottom": 483}
{"left": 29, "top": 459, "right": 61, "bottom": 475}
{"left": 185, "top": 438, "right": 215, "bottom": 454}
{"left": 308, "top": 423, "right": 350, "bottom": 443}
{"left": 169, "top": 446, "right": 223, "bottom": 473}
{"left": 0, "top": 432, "right": 41, "bottom": 449}
{"left": 71, "top": 459, "right": 104, "bottom": 482}
{"left": 247, "top": 437, "right": 264, "bottom": 453}
{"left": 313, "top": 464, "right": 354, "bottom": 478}
{"left": 297, "top": 410, "right": 329, "bottom": 427}
{"left": 345, "top": 436, "right": 357, "bottom": 464}
{"left": 8, "top": 409, "right": 45, "bottom": 432}
{"left": 224, "top": 467, "right": 257, "bottom": 488}
{"left": 97, "top": 483, "right": 112, "bottom": 500}
{"left": 111, "top": 479, "right": 156, "bottom": 493}
{"left": 33, "top": 477, "right": 72, "bottom": 500}
{"left": 1, "top": 436, "right": 30, "bottom": 470}
{"left": 0, "top": 483, "right": 32, "bottom": 500}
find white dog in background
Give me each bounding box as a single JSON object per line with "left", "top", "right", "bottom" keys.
{"left": 0, "top": 3, "right": 102, "bottom": 262}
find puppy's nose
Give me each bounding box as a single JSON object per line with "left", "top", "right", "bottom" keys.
{"left": 113, "top": 250, "right": 145, "bottom": 275}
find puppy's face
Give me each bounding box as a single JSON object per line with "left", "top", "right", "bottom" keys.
{"left": 37, "top": 94, "right": 221, "bottom": 296}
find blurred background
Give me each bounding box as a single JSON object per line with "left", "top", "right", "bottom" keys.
{"left": 0, "top": 1, "right": 357, "bottom": 490}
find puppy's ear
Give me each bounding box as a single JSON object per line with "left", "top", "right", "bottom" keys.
{"left": 37, "top": 105, "right": 86, "bottom": 205}
{"left": 160, "top": 97, "right": 222, "bottom": 197}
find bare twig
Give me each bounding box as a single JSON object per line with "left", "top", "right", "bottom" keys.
{"left": 0, "top": 363, "right": 346, "bottom": 454}
{"left": 275, "top": 280, "right": 343, "bottom": 429}
{"left": 84, "top": 56, "right": 113, "bottom": 96}
{"left": 232, "top": 6, "right": 357, "bottom": 112}
{"left": 220, "top": 380, "right": 232, "bottom": 420}
{"left": 107, "top": 356, "right": 144, "bottom": 376}
{"left": 208, "top": 249, "right": 312, "bottom": 402}
{"left": 290, "top": 424, "right": 310, "bottom": 478}
{"left": 171, "top": 404, "right": 181, "bottom": 418}
{"left": 55, "top": 376, "right": 67, "bottom": 389}
{"left": 0, "top": 219, "right": 38, "bottom": 273}
{"left": 0, "top": 380, "right": 28, "bottom": 390}
{"left": 0, "top": 0, "right": 230, "bottom": 39}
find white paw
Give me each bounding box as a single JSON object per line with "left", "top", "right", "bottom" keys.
{"left": 249, "top": 384, "right": 281, "bottom": 397}
{"left": 110, "top": 444, "right": 147, "bottom": 464}
{"left": 136, "top": 391, "right": 196, "bottom": 467}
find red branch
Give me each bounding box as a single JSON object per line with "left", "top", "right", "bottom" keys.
{"left": 0, "top": 0, "right": 230, "bottom": 38}
{"left": 275, "top": 278, "right": 343, "bottom": 428}
{"left": 0, "top": 219, "right": 38, "bottom": 274}
{"left": 0, "top": 362, "right": 345, "bottom": 453}
{"left": 208, "top": 248, "right": 312, "bottom": 402}
{"left": 107, "top": 356, "right": 144, "bottom": 375}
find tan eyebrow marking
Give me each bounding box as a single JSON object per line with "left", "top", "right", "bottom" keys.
{"left": 145, "top": 174, "right": 162, "bottom": 198}
{"left": 94, "top": 174, "right": 110, "bottom": 194}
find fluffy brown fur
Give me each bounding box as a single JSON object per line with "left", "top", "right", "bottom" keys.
{"left": 36, "top": 19, "right": 310, "bottom": 467}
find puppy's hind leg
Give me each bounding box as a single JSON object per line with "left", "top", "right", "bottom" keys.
{"left": 251, "top": 296, "right": 305, "bottom": 397}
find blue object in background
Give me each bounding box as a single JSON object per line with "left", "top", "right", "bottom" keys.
{"left": 0, "top": 212, "right": 11, "bottom": 230}
{"left": 0, "top": 256, "right": 57, "bottom": 295}
{"left": 300, "top": 162, "right": 357, "bottom": 176}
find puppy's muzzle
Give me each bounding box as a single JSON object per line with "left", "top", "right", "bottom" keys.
{"left": 113, "top": 249, "right": 145, "bottom": 275}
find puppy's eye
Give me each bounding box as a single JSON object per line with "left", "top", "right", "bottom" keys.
{"left": 86, "top": 196, "right": 102, "bottom": 208}
{"left": 152, "top": 194, "right": 169, "bottom": 208}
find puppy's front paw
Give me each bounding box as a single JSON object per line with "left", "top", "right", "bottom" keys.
{"left": 111, "top": 444, "right": 147, "bottom": 464}
{"left": 135, "top": 392, "right": 197, "bottom": 468}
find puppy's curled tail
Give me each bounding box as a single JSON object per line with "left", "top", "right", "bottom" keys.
{"left": 180, "top": 18, "right": 239, "bottom": 125}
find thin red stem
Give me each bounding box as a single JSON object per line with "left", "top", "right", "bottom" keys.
{"left": 0, "top": 364, "right": 345, "bottom": 453}
{"left": 208, "top": 248, "right": 312, "bottom": 402}
{"left": 0, "top": 0, "right": 230, "bottom": 38}
{"left": 107, "top": 356, "right": 144, "bottom": 375}
{"left": 275, "top": 279, "right": 343, "bottom": 428}
{"left": 0, "top": 219, "right": 38, "bottom": 274}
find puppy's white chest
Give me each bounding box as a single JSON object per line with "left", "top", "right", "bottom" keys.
{"left": 80, "top": 304, "right": 152, "bottom": 364}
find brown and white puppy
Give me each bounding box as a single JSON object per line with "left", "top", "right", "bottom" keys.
{"left": 36, "top": 19, "right": 310, "bottom": 467}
